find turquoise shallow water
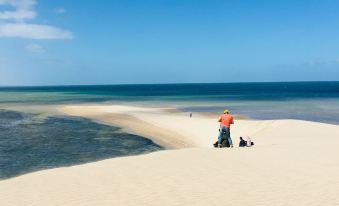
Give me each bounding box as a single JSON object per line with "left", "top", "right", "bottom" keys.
{"left": 1, "top": 81, "right": 339, "bottom": 124}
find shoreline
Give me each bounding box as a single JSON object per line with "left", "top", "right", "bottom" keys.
{"left": 58, "top": 104, "right": 339, "bottom": 149}
{"left": 59, "top": 104, "right": 191, "bottom": 149}
{"left": 1, "top": 103, "right": 339, "bottom": 205}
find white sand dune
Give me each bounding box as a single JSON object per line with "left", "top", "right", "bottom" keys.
{"left": 1, "top": 104, "right": 339, "bottom": 206}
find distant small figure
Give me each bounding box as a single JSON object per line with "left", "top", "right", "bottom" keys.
{"left": 190, "top": 113, "right": 192, "bottom": 118}
{"left": 239, "top": 137, "right": 247, "bottom": 147}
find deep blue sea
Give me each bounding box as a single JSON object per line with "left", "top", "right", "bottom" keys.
{"left": 0, "top": 81, "right": 339, "bottom": 179}
{"left": 1, "top": 81, "right": 339, "bottom": 103}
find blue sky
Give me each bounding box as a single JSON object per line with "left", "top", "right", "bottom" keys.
{"left": 1, "top": 0, "right": 339, "bottom": 85}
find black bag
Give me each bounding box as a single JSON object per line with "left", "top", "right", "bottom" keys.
{"left": 213, "top": 128, "right": 231, "bottom": 148}
{"left": 213, "top": 138, "right": 230, "bottom": 148}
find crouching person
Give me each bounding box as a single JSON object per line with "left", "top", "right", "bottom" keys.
{"left": 239, "top": 137, "right": 247, "bottom": 147}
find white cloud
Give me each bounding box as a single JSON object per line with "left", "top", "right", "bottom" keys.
{"left": 0, "top": 23, "right": 73, "bottom": 39}
{"left": 25, "top": 43, "right": 44, "bottom": 53}
{"left": 0, "top": 0, "right": 36, "bottom": 20}
{"left": 0, "top": 9, "right": 36, "bottom": 20}
{"left": 55, "top": 7, "right": 66, "bottom": 14}
{"left": 0, "top": 0, "right": 73, "bottom": 39}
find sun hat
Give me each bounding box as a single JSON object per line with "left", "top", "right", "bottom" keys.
{"left": 223, "top": 109, "right": 230, "bottom": 114}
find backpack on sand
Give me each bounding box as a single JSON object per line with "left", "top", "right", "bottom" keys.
{"left": 213, "top": 130, "right": 231, "bottom": 148}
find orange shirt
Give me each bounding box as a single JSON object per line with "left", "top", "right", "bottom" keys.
{"left": 219, "top": 114, "right": 234, "bottom": 127}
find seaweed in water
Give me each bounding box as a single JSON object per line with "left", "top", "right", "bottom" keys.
{"left": 0, "top": 110, "right": 162, "bottom": 180}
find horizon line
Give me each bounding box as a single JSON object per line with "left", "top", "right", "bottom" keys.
{"left": 0, "top": 80, "right": 339, "bottom": 88}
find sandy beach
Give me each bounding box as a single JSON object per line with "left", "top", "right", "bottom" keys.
{"left": 2, "top": 0, "right": 339, "bottom": 205}
{"left": 1, "top": 104, "right": 339, "bottom": 206}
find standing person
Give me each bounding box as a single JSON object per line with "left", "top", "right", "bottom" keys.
{"left": 217, "top": 109, "right": 234, "bottom": 148}
{"left": 190, "top": 113, "right": 192, "bottom": 118}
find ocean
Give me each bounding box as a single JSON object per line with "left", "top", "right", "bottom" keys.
{"left": 0, "top": 81, "right": 339, "bottom": 179}
{"left": 1, "top": 81, "right": 339, "bottom": 123}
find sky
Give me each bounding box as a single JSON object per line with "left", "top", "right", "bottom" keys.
{"left": 1, "top": 0, "right": 339, "bottom": 86}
